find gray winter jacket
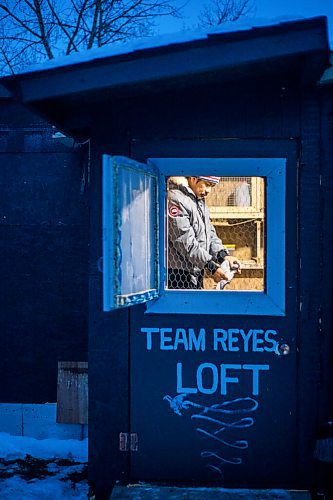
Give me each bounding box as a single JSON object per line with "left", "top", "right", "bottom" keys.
{"left": 167, "top": 177, "right": 228, "bottom": 286}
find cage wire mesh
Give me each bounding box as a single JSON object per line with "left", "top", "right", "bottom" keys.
{"left": 166, "top": 176, "right": 265, "bottom": 291}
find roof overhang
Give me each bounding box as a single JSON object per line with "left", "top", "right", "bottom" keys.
{"left": 1, "top": 16, "right": 330, "bottom": 138}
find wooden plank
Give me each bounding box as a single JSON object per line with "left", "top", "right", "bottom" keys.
{"left": 57, "top": 361, "right": 88, "bottom": 424}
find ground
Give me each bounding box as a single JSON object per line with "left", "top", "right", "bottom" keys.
{"left": 0, "top": 432, "right": 88, "bottom": 499}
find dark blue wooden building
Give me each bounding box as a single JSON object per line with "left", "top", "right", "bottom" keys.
{"left": 0, "top": 84, "right": 88, "bottom": 403}
{"left": 2, "top": 16, "right": 333, "bottom": 498}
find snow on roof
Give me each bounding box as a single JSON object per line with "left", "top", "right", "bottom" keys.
{"left": 320, "top": 52, "right": 333, "bottom": 85}
{"left": 21, "top": 16, "right": 306, "bottom": 76}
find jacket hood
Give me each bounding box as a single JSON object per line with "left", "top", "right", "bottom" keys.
{"left": 168, "top": 176, "right": 189, "bottom": 187}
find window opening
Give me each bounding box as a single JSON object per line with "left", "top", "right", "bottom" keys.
{"left": 166, "top": 176, "right": 265, "bottom": 292}
{"left": 103, "top": 156, "right": 285, "bottom": 316}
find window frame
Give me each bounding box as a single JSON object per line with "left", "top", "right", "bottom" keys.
{"left": 146, "top": 157, "right": 286, "bottom": 316}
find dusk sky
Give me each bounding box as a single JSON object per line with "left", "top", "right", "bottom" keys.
{"left": 157, "top": 0, "right": 333, "bottom": 44}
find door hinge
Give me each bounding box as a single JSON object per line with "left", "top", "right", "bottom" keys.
{"left": 130, "top": 432, "right": 138, "bottom": 452}
{"left": 119, "top": 432, "right": 129, "bottom": 451}
{"left": 119, "top": 432, "right": 138, "bottom": 452}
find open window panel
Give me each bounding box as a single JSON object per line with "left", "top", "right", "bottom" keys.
{"left": 102, "top": 155, "right": 159, "bottom": 311}
{"left": 103, "top": 156, "right": 286, "bottom": 315}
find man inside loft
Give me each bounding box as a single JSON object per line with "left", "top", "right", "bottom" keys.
{"left": 167, "top": 176, "right": 241, "bottom": 290}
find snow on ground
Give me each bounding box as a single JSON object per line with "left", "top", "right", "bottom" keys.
{"left": 0, "top": 432, "right": 88, "bottom": 499}
{"left": 0, "top": 433, "right": 87, "bottom": 461}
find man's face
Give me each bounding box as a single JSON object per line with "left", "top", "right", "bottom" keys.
{"left": 188, "top": 177, "right": 216, "bottom": 199}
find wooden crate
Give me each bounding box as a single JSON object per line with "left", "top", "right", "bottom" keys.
{"left": 57, "top": 361, "right": 88, "bottom": 425}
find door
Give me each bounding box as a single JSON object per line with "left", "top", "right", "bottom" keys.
{"left": 129, "top": 140, "right": 298, "bottom": 486}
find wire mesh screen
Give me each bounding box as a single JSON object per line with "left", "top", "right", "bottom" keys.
{"left": 166, "top": 176, "right": 265, "bottom": 291}
{"left": 208, "top": 177, "right": 253, "bottom": 207}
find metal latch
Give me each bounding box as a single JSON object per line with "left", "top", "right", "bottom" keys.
{"left": 119, "top": 432, "right": 138, "bottom": 452}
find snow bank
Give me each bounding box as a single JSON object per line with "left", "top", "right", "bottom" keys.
{"left": 0, "top": 433, "right": 87, "bottom": 462}
{"left": 0, "top": 476, "right": 88, "bottom": 499}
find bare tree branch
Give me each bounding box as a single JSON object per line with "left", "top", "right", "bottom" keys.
{"left": 0, "top": 0, "right": 183, "bottom": 74}
{"left": 0, "top": 3, "right": 40, "bottom": 38}
{"left": 87, "top": 0, "right": 101, "bottom": 49}
{"left": 66, "top": 0, "right": 90, "bottom": 54}
{"left": 33, "top": 0, "right": 54, "bottom": 58}
{"left": 45, "top": 0, "right": 79, "bottom": 52}
{"left": 0, "top": 47, "right": 14, "bottom": 74}
{"left": 198, "top": 0, "right": 254, "bottom": 28}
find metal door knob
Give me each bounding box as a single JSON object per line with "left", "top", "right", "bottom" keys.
{"left": 277, "top": 343, "right": 290, "bottom": 355}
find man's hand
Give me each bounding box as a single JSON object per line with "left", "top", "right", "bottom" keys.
{"left": 212, "top": 267, "right": 230, "bottom": 283}
{"left": 224, "top": 255, "right": 241, "bottom": 274}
